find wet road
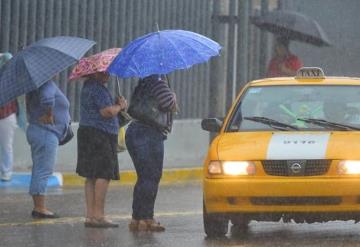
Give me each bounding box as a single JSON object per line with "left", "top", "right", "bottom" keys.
{"left": 1, "top": 183, "right": 360, "bottom": 247}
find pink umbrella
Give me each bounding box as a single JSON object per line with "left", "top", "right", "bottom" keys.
{"left": 69, "top": 48, "right": 121, "bottom": 80}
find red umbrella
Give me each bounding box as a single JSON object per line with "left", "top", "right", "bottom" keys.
{"left": 69, "top": 48, "right": 121, "bottom": 80}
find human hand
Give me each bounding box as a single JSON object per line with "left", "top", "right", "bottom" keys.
{"left": 39, "top": 115, "right": 54, "bottom": 124}
{"left": 39, "top": 108, "right": 54, "bottom": 124}
{"left": 116, "top": 96, "right": 128, "bottom": 111}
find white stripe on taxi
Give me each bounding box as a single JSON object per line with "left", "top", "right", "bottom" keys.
{"left": 266, "top": 133, "right": 330, "bottom": 160}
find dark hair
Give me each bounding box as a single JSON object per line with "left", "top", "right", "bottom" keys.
{"left": 275, "top": 36, "right": 290, "bottom": 49}
{"left": 139, "top": 74, "right": 166, "bottom": 84}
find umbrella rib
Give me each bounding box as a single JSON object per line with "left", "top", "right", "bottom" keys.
{"left": 126, "top": 36, "right": 155, "bottom": 77}
{"left": 0, "top": 53, "right": 36, "bottom": 105}
{"left": 175, "top": 31, "right": 221, "bottom": 54}
{"left": 109, "top": 30, "right": 221, "bottom": 78}
{"left": 173, "top": 37, "right": 210, "bottom": 64}
{"left": 162, "top": 35, "right": 189, "bottom": 68}
{"left": 22, "top": 46, "right": 77, "bottom": 86}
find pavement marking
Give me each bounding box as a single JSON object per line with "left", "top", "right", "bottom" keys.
{"left": 0, "top": 211, "right": 202, "bottom": 228}
{"left": 63, "top": 168, "right": 203, "bottom": 186}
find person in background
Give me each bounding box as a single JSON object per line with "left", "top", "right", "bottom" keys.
{"left": 0, "top": 53, "right": 17, "bottom": 182}
{"left": 26, "top": 79, "right": 70, "bottom": 218}
{"left": 266, "top": 36, "right": 303, "bottom": 77}
{"left": 126, "top": 74, "right": 176, "bottom": 232}
{"left": 76, "top": 71, "right": 127, "bottom": 228}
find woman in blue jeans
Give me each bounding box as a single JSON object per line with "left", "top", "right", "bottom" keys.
{"left": 126, "top": 75, "right": 176, "bottom": 232}
{"left": 26, "top": 80, "right": 70, "bottom": 218}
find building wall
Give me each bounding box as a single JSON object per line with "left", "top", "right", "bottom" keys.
{"left": 13, "top": 120, "right": 209, "bottom": 172}
{"left": 291, "top": 0, "right": 360, "bottom": 77}
{"left": 0, "top": 0, "right": 214, "bottom": 120}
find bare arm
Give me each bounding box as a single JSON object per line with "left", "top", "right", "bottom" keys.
{"left": 100, "top": 104, "right": 122, "bottom": 118}
{"left": 99, "top": 96, "right": 127, "bottom": 118}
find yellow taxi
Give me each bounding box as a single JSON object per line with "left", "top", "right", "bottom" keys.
{"left": 201, "top": 67, "right": 360, "bottom": 237}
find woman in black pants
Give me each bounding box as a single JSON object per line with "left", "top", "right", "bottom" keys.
{"left": 126, "top": 74, "right": 176, "bottom": 232}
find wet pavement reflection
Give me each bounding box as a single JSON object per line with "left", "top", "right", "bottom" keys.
{"left": 1, "top": 183, "right": 360, "bottom": 247}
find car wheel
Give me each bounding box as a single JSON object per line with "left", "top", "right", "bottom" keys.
{"left": 203, "top": 201, "right": 228, "bottom": 238}
{"left": 230, "top": 217, "right": 249, "bottom": 236}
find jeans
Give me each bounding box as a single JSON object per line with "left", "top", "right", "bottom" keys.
{"left": 26, "top": 124, "right": 58, "bottom": 195}
{"left": 125, "top": 122, "right": 165, "bottom": 220}
{"left": 0, "top": 114, "right": 17, "bottom": 177}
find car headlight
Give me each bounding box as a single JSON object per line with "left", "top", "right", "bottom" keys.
{"left": 337, "top": 160, "right": 360, "bottom": 175}
{"left": 208, "top": 161, "right": 255, "bottom": 176}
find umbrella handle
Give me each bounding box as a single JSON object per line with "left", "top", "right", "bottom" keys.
{"left": 116, "top": 77, "right": 121, "bottom": 96}
{"left": 115, "top": 77, "right": 132, "bottom": 120}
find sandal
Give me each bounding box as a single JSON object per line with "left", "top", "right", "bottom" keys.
{"left": 86, "top": 218, "right": 119, "bottom": 228}
{"left": 128, "top": 219, "right": 139, "bottom": 231}
{"left": 146, "top": 220, "right": 165, "bottom": 232}
{"left": 84, "top": 217, "right": 94, "bottom": 227}
{"left": 137, "top": 219, "right": 165, "bottom": 232}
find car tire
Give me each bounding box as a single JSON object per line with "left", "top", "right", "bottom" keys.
{"left": 230, "top": 218, "right": 249, "bottom": 236}
{"left": 203, "top": 201, "right": 228, "bottom": 238}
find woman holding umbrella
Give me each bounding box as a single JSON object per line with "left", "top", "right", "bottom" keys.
{"left": 250, "top": 10, "right": 331, "bottom": 77}
{"left": 13, "top": 36, "right": 95, "bottom": 219}
{"left": 26, "top": 78, "right": 71, "bottom": 218}
{"left": 126, "top": 74, "right": 176, "bottom": 232}
{"left": 267, "top": 36, "right": 303, "bottom": 77}
{"left": 107, "top": 29, "right": 221, "bottom": 231}
{"left": 70, "top": 48, "right": 128, "bottom": 228}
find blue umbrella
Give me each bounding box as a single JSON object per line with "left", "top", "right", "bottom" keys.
{"left": 107, "top": 30, "right": 221, "bottom": 78}
{"left": 0, "top": 36, "right": 96, "bottom": 106}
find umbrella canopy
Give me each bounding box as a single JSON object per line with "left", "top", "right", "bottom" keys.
{"left": 0, "top": 36, "right": 95, "bottom": 106}
{"left": 107, "top": 29, "right": 221, "bottom": 78}
{"left": 250, "top": 10, "right": 331, "bottom": 47}
{"left": 69, "top": 48, "right": 121, "bottom": 80}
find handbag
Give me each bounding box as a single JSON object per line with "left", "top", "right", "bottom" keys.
{"left": 117, "top": 126, "right": 127, "bottom": 152}
{"left": 59, "top": 122, "right": 74, "bottom": 146}
{"left": 127, "top": 82, "right": 169, "bottom": 131}
{"left": 118, "top": 111, "right": 132, "bottom": 128}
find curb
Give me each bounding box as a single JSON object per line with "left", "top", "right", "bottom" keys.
{"left": 0, "top": 172, "right": 63, "bottom": 188}
{"left": 63, "top": 167, "right": 203, "bottom": 186}
{"left": 0, "top": 168, "right": 203, "bottom": 188}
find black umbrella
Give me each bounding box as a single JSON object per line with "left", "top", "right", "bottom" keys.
{"left": 250, "top": 10, "right": 331, "bottom": 47}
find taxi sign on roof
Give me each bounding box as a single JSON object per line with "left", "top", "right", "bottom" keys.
{"left": 295, "top": 67, "right": 325, "bottom": 79}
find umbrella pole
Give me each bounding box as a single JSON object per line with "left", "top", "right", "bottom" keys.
{"left": 116, "top": 77, "right": 132, "bottom": 121}
{"left": 116, "top": 77, "right": 121, "bottom": 96}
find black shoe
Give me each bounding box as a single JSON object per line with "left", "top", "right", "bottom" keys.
{"left": 31, "top": 210, "right": 60, "bottom": 219}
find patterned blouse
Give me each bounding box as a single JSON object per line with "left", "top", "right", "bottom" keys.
{"left": 79, "top": 79, "right": 119, "bottom": 135}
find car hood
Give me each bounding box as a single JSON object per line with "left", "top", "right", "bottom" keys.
{"left": 217, "top": 131, "right": 360, "bottom": 160}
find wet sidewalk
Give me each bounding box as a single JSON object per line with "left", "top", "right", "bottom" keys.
{"left": 0, "top": 183, "right": 203, "bottom": 247}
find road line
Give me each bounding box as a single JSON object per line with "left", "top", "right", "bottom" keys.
{"left": 0, "top": 211, "right": 202, "bottom": 228}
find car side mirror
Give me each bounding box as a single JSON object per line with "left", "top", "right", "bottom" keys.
{"left": 201, "top": 118, "right": 223, "bottom": 132}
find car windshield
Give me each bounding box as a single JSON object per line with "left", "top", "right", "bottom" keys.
{"left": 226, "top": 85, "right": 360, "bottom": 132}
